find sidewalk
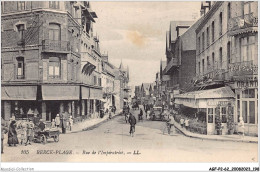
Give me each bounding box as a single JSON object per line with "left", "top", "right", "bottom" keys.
{"left": 172, "top": 120, "right": 258, "bottom": 143}
{"left": 67, "top": 112, "right": 122, "bottom": 134}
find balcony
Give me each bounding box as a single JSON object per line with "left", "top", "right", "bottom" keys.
{"left": 163, "top": 58, "right": 178, "bottom": 75}
{"left": 228, "top": 13, "right": 258, "bottom": 36}
{"left": 42, "top": 40, "right": 70, "bottom": 53}
{"left": 228, "top": 60, "right": 258, "bottom": 80}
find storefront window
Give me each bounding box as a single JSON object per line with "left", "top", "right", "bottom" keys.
{"left": 221, "top": 107, "right": 227, "bottom": 123}
{"left": 242, "top": 101, "right": 248, "bottom": 123}
{"left": 242, "top": 89, "right": 255, "bottom": 98}
{"left": 208, "top": 108, "right": 213, "bottom": 123}
{"left": 249, "top": 101, "right": 255, "bottom": 124}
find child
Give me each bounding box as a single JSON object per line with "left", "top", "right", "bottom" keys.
{"left": 180, "top": 118, "right": 184, "bottom": 128}
{"left": 69, "top": 116, "right": 73, "bottom": 131}
{"left": 25, "top": 121, "right": 34, "bottom": 146}
{"left": 20, "top": 122, "right": 27, "bottom": 145}
{"left": 51, "top": 119, "right": 55, "bottom": 128}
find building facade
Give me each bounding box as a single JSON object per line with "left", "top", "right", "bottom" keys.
{"left": 175, "top": 1, "right": 258, "bottom": 136}
{"left": 1, "top": 1, "right": 103, "bottom": 122}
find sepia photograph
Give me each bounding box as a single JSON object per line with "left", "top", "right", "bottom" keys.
{"left": 0, "top": 0, "right": 259, "bottom": 170}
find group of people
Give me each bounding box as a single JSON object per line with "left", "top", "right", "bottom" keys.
{"left": 180, "top": 118, "right": 190, "bottom": 130}
{"left": 53, "top": 114, "right": 73, "bottom": 133}
{"left": 1, "top": 117, "right": 37, "bottom": 154}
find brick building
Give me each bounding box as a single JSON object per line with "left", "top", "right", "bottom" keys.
{"left": 1, "top": 1, "right": 103, "bottom": 122}
{"left": 175, "top": 1, "right": 258, "bottom": 136}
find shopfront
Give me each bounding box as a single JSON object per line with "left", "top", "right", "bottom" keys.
{"left": 175, "top": 87, "right": 235, "bottom": 135}
{"left": 1, "top": 85, "right": 39, "bottom": 120}
{"left": 41, "top": 85, "right": 80, "bottom": 121}
{"left": 230, "top": 80, "right": 258, "bottom": 136}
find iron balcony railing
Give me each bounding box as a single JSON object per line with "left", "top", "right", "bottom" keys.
{"left": 228, "top": 13, "right": 258, "bottom": 33}
{"left": 228, "top": 60, "right": 258, "bottom": 77}
{"left": 42, "top": 40, "right": 70, "bottom": 52}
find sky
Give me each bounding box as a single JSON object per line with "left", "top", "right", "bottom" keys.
{"left": 91, "top": 1, "right": 201, "bottom": 88}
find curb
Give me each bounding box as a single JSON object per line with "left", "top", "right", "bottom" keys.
{"left": 68, "top": 112, "right": 122, "bottom": 134}
{"left": 172, "top": 122, "right": 258, "bottom": 144}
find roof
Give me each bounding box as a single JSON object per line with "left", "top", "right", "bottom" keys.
{"left": 170, "top": 21, "right": 195, "bottom": 42}
{"left": 175, "top": 87, "right": 235, "bottom": 99}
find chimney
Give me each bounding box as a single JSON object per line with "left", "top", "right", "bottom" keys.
{"left": 200, "top": 2, "right": 205, "bottom": 16}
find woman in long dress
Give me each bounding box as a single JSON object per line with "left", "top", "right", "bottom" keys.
{"left": 8, "top": 120, "right": 19, "bottom": 146}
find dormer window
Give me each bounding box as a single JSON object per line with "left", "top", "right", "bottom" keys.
{"left": 16, "top": 24, "right": 25, "bottom": 45}
{"left": 17, "top": 1, "right": 25, "bottom": 11}
{"left": 49, "top": 1, "right": 59, "bottom": 9}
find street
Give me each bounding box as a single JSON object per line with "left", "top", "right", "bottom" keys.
{"left": 1, "top": 108, "right": 258, "bottom": 162}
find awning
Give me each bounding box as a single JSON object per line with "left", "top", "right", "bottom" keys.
{"left": 89, "top": 88, "right": 102, "bottom": 100}
{"left": 1, "top": 86, "right": 37, "bottom": 100}
{"left": 175, "top": 86, "right": 235, "bottom": 99}
{"left": 81, "top": 86, "right": 90, "bottom": 99}
{"left": 42, "top": 85, "right": 80, "bottom": 100}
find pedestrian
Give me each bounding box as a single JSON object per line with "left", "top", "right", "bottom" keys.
{"left": 55, "top": 114, "right": 60, "bottom": 128}
{"left": 8, "top": 120, "right": 19, "bottom": 147}
{"left": 69, "top": 116, "right": 73, "bottom": 131}
{"left": 139, "top": 109, "right": 143, "bottom": 121}
{"left": 1, "top": 118, "right": 8, "bottom": 153}
{"left": 20, "top": 122, "right": 27, "bottom": 145}
{"left": 114, "top": 106, "right": 117, "bottom": 114}
{"left": 180, "top": 118, "right": 184, "bottom": 128}
{"left": 38, "top": 119, "right": 45, "bottom": 131}
{"left": 238, "top": 116, "right": 245, "bottom": 138}
{"left": 185, "top": 118, "right": 189, "bottom": 131}
{"left": 109, "top": 109, "right": 112, "bottom": 119}
{"left": 61, "top": 113, "right": 67, "bottom": 134}
{"left": 25, "top": 120, "right": 34, "bottom": 146}
{"left": 51, "top": 119, "right": 56, "bottom": 128}
{"left": 128, "top": 113, "right": 137, "bottom": 137}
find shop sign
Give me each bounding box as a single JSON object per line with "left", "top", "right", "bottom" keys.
{"left": 236, "top": 81, "right": 258, "bottom": 88}
{"left": 207, "top": 100, "right": 234, "bottom": 106}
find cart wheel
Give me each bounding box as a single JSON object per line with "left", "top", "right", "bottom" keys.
{"left": 41, "top": 135, "right": 46, "bottom": 144}
{"left": 54, "top": 134, "right": 59, "bottom": 142}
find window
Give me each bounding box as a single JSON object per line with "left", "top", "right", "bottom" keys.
{"left": 208, "top": 108, "right": 213, "bottom": 123}
{"left": 98, "top": 78, "right": 102, "bottom": 86}
{"left": 202, "top": 32, "right": 205, "bottom": 50}
{"left": 212, "top": 52, "right": 215, "bottom": 69}
{"left": 241, "top": 36, "right": 255, "bottom": 62}
{"left": 221, "top": 107, "right": 227, "bottom": 123}
{"left": 206, "top": 27, "right": 209, "bottom": 46}
{"left": 16, "top": 24, "right": 25, "bottom": 45}
{"left": 49, "top": 23, "right": 60, "bottom": 41}
{"left": 198, "top": 62, "right": 201, "bottom": 74}
{"left": 49, "top": 57, "right": 60, "bottom": 79}
{"left": 93, "top": 76, "right": 97, "bottom": 85}
{"left": 49, "top": 1, "right": 59, "bottom": 9}
{"left": 202, "top": 59, "right": 205, "bottom": 74}
{"left": 227, "top": 41, "right": 231, "bottom": 64}
{"left": 207, "top": 56, "right": 210, "bottom": 70}
{"left": 211, "top": 21, "right": 215, "bottom": 42}
{"left": 17, "top": 1, "right": 25, "bottom": 11}
{"left": 219, "top": 12, "right": 223, "bottom": 36}
{"left": 243, "top": 2, "right": 251, "bottom": 15}
{"left": 227, "top": 3, "right": 231, "bottom": 19}
{"left": 242, "top": 89, "right": 255, "bottom": 98}
{"left": 219, "top": 47, "right": 222, "bottom": 69}
{"left": 198, "top": 37, "right": 201, "bottom": 53}
{"left": 16, "top": 57, "right": 24, "bottom": 79}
